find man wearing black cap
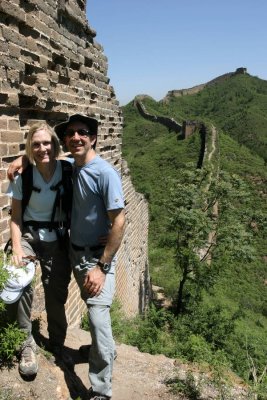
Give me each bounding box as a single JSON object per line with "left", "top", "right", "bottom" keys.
{"left": 55, "top": 114, "right": 125, "bottom": 400}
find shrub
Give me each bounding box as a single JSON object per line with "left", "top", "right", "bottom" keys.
{"left": 0, "top": 322, "right": 26, "bottom": 362}
{"left": 0, "top": 251, "right": 27, "bottom": 363}
{"left": 182, "top": 334, "right": 213, "bottom": 364}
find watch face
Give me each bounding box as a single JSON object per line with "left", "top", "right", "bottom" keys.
{"left": 102, "top": 263, "right": 111, "bottom": 273}
{"left": 97, "top": 260, "right": 111, "bottom": 273}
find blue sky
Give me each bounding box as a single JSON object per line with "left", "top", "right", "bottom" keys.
{"left": 87, "top": 1, "right": 267, "bottom": 106}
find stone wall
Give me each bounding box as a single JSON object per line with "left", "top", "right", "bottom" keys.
{"left": 134, "top": 97, "right": 182, "bottom": 133}
{"left": 134, "top": 97, "right": 207, "bottom": 171}
{"left": 0, "top": 0, "right": 150, "bottom": 323}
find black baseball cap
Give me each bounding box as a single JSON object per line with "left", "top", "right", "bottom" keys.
{"left": 54, "top": 114, "right": 98, "bottom": 140}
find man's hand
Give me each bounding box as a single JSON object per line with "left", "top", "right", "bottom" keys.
{"left": 83, "top": 266, "right": 106, "bottom": 297}
{"left": 7, "top": 155, "right": 29, "bottom": 181}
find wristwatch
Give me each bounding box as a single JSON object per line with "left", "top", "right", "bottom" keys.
{"left": 97, "top": 260, "right": 111, "bottom": 274}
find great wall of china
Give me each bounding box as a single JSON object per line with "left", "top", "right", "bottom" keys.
{"left": 133, "top": 97, "right": 207, "bottom": 168}
{"left": 0, "top": 0, "right": 150, "bottom": 324}
{"left": 133, "top": 95, "right": 220, "bottom": 268}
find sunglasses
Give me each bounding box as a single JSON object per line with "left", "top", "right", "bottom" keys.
{"left": 64, "top": 128, "right": 93, "bottom": 138}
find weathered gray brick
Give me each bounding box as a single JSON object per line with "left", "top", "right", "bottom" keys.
{"left": 6, "top": 93, "right": 19, "bottom": 106}
{"left": 2, "top": 26, "right": 26, "bottom": 47}
{"left": 8, "top": 119, "right": 20, "bottom": 130}
{"left": 0, "top": 0, "right": 26, "bottom": 22}
{"left": 1, "top": 130, "right": 24, "bottom": 142}
{"left": 0, "top": 144, "right": 8, "bottom": 156}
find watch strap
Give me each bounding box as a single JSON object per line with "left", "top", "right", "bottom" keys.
{"left": 97, "top": 260, "right": 111, "bottom": 274}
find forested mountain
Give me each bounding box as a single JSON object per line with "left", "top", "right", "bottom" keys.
{"left": 121, "top": 71, "right": 267, "bottom": 397}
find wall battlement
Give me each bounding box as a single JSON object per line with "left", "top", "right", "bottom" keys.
{"left": 0, "top": 0, "right": 150, "bottom": 323}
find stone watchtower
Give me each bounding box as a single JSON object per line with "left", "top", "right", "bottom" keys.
{"left": 0, "top": 0, "right": 150, "bottom": 323}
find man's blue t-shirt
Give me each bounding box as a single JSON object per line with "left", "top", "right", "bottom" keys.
{"left": 70, "top": 155, "right": 124, "bottom": 247}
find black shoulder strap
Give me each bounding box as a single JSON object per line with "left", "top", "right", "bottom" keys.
{"left": 60, "top": 159, "right": 73, "bottom": 177}
{"left": 21, "top": 164, "right": 41, "bottom": 217}
{"left": 21, "top": 164, "right": 33, "bottom": 217}
{"left": 50, "top": 159, "right": 73, "bottom": 220}
{"left": 60, "top": 159, "right": 73, "bottom": 223}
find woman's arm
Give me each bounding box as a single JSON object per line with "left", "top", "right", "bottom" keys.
{"left": 10, "top": 198, "right": 26, "bottom": 265}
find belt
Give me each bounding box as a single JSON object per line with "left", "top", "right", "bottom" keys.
{"left": 71, "top": 243, "right": 105, "bottom": 252}
{"left": 24, "top": 220, "right": 68, "bottom": 229}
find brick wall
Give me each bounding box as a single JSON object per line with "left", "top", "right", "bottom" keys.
{"left": 0, "top": 0, "right": 150, "bottom": 324}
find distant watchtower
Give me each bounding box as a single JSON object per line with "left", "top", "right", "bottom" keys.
{"left": 235, "top": 67, "right": 247, "bottom": 75}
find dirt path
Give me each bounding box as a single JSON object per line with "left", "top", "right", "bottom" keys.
{"left": 0, "top": 326, "right": 179, "bottom": 400}
{"left": 0, "top": 323, "right": 250, "bottom": 400}
{"left": 65, "top": 327, "right": 178, "bottom": 400}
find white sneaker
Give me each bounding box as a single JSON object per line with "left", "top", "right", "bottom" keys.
{"left": 19, "top": 337, "right": 38, "bottom": 377}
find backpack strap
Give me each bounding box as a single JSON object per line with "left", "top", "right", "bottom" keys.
{"left": 50, "top": 180, "right": 62, "bottom": 232}
{"left": 59, "top": 159, "right": 73, "bottom": 227}
{"left": 21, "top": 164, "right": 33, "bottom": 217}
{"left": 21, "top": 164, "right": 41, "bottom": 217}
{"left": 49, "top": 160, "right": 73, "bottom": 231}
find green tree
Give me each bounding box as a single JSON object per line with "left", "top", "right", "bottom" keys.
{"left": 168, "top": 167, "right": 253, "bottom": 315}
